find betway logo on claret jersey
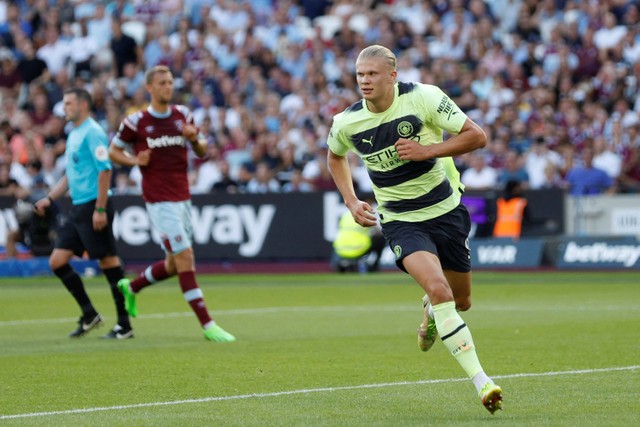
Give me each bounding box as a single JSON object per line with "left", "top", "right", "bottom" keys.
{"left": 146, "top": 135, "right": 185, "bottom": 148}
{"left": 562, "top": 241, "right": 640, "bottom": 267}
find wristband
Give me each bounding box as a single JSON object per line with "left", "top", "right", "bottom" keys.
{"left": 95, "top": 207, "right": 106, "bottom": 213}
{"left": 46, "top": 196, "right": 54, "bottom": 204}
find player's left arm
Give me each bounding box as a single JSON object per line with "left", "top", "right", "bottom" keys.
{"left": 395, "top": 86, "right": 486, "bottom": 161}
{"left": 396, "top": 119, "right": 486, "bottom": 161}
{"left": 183, "top": 123, "right": 207, "bottom": 158}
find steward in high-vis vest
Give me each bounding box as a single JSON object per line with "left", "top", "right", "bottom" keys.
{"left": 332, "top": 210, "right": 385, "bottom": 272}
{"left": 334, "top": 211, "right": 372, "bottom": 259}
{"left": 493, "top": 180, "right": 527, "bottom": 238}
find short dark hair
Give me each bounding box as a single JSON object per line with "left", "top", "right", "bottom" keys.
{"left": 63, "top": 87, "right": 93, "bottom": 108}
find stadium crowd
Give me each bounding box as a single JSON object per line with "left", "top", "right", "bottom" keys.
{"left": 1, "top": 0, "right": 640, "bottom": 207}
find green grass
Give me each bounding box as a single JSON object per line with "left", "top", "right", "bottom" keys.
{"left": 1, "top": 271, "right": 639, "bottom": 426}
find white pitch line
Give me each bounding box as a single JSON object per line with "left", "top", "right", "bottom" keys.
{"left": 1, "top": 304, "right": 639, "bottom": 327}
{"left": 0, "top": 365, "right": 637, "bottom": 420}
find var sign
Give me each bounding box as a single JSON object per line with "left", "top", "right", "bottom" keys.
{"left": 470, "top": 238, "right": 544, "bottom": 268}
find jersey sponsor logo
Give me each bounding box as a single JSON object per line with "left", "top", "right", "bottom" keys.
{"left": 397, "top": 121, "right": 414, "bottom": 138}
{"left": 436, "top": 95, "right": 457, "bottom": 120}
{"left": 94, "top": 145, "right": 108, "bottom": 161}
{"left": 146, "top": 135, "right": 186, "bottom": 149}
{"left": 364, "top": 147, "right": 405, "bottom": 170}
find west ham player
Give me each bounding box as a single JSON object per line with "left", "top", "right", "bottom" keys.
{"left": 326, "top": 45, "right": 502, "bottom": 413}
{"left": 108, "top": 65, "right": 235, "bottom": 342}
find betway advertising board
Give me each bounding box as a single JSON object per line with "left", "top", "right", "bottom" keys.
{"left": 110, "top": 193, "right": 345, "bottom": 261}
{"left": 469, "top": 238, "right": 544, "bottom": 269}
{"left": 557, "top": 237, "right": 640, "bottom": 269}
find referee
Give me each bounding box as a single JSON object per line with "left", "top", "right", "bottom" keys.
{"left": 34, "top": 88, "right": 132, "bottom": 339}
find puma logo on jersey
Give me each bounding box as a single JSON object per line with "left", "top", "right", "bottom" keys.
{"left": 362, "top": 136, "right": 374, "bottom": 146}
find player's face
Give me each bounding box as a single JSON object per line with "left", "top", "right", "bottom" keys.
{"left": 147, "top": 71, "right": 174, "bottom": 104}
{"left": 62, "top": 93, "right": 80, "bottom": 122}
{"left": 355, "top": 57, "right": 396, "bottom": 107}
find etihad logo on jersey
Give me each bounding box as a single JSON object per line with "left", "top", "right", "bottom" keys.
{"left": 146, "top": 135, "right": 185, "bottom": 149}
{"left": 364, "top": 147, "right": 406, "bottom": 169}
{"left": 436, "top": 95, "right": 458, "bottom": 120}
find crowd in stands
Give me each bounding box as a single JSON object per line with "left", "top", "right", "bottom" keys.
{"left": 1, "top": 0, "right": 640, "bottom": 206}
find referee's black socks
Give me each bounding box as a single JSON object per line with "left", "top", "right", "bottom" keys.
{"left": 102, "top": 266, "right": 130, "bottom": 328}
{"left": 53, "top": 264, "right": 96, "bottom": 317}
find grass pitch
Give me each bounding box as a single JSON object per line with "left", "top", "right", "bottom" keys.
{"left": 0, "top": 271, "right": 639, "bottom": 426}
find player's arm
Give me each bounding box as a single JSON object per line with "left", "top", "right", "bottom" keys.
{"left": 183, "top": 123, "right": 207, "bottom": 158}
{"left": 396, "top": 118, "right": 486, "bottom": 161}
{"left": 109, "top": 143, "right": 150, "bottom": 167}
{"left": 34, "top": 175, "right": 68, "bottom": 216}
{"left": 327, "top": 150, "right": 377, "bottom": 227}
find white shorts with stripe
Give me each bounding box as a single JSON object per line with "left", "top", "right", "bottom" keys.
{"left": 146, "top": 200, "right": 193, "bottom": 255}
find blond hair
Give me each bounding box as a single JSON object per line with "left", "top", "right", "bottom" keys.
{"left": 145, "top": 65, "right": 172, "bottom": 84}
{"left": 356, "top": 45, "right": 397, "bottom": 70}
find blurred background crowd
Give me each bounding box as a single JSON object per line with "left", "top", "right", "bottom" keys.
{"left": 0, "top": 0, "right": 639, "bottom": 207}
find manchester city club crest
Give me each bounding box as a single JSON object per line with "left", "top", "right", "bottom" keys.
{"left": 394, "top": 245, "right": 402, "bottom": 259}
{"left": 397, "top": 121, "right": 413, "bottom": 138}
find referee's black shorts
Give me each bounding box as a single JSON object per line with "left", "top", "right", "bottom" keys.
{"left": 54, "top": 199, "right": 117, "bottom": 260}
{"left": 381, "top": 203, "right": 472, "bottom": 273}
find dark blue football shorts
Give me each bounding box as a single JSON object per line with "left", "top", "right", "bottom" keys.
{"left": 381, "top": 203, "right": 471, "bottom": 273}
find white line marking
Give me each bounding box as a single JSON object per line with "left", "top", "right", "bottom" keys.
{"left": 1, "top": 365, "right": 637, "bottom": 420}
{"left": 2, "top": 304, "right": 639, "bottom": 327}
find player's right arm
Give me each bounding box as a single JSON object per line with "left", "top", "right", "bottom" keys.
{"left": 109, "top": 144, "right": 150, "bottom": 167}
{"left": 327, "top": 150, "right": 377, "bottom": 228}
{"left": 109, "top": 115, "right": 150, "bottom": 167}
{"left": 327, "top": 120, "right": 377, "bottom": 227}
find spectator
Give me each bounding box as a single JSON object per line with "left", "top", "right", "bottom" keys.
{"left": 211, "top": 160, "right": 239, "bottom": 194}
{"left": 67, "top": 20, "right": 98, "bottom": 80}
{"left": 36, "top": 26, "right": 70, "bottom": 78}
{"left": 566, "top": 146, "right": 615, "bottom": 195}
{"left": 0, "top": 48, "right": 21, "bottom": 99}
{"left": 282, "top": 168, "right": 313, "bottom": 193}
{"left": 592, "top": 136, "right": 622, "bottom": 180}
{"left": 191, "top": 143, "right": 223, "bottom": 194}
{"left": 246, "top": 161, "right": 280, "bottom": 193}
{"left": 110, "top": 19, "right": 140, "bottom": 78}
{"left": 461, "top": 152, "right": 498, "bottom": 190}
{"left": 525, "top": 137, "right": 563, "bottom": 189}
{"left": 618, "top": 143, "right": 640, "bottom": 193}
{"left": 498, "top": 150, "right": 530, "bottom": 189}
{"left": 16, "top": 39, "right": 49, "bottom": 87}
